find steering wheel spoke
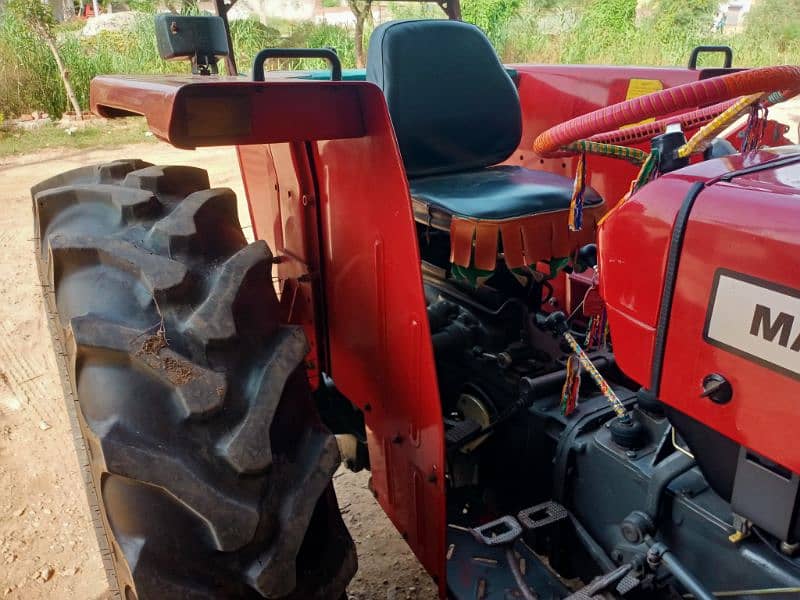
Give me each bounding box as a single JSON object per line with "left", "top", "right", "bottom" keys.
{"left": 678, "top": 92, "right": 765, "bottom": 158}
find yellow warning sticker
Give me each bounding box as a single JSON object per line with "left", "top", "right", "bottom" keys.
{"left": 621, "top": 78, "right": 664, "bottom": 128}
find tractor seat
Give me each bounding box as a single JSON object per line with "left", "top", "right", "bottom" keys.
{"left": 367, "top": 20, "right": 604, "bottom": 272}
{"left": 409, "top": 165, "right": 602, "bottom": 226}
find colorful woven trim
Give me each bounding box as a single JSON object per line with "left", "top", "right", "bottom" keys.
{"left": 534, "top": 66, "right": 800, "bottom": 157}
{"left": 569, "top": 152, "right": 587, "bottom": 231}
{"left": 448, "top": 204, "right": 606, "bottom": 271}
{"left": 677, "top": 92, "right": 763, "bottom": 158}
{"left": 560, "top": 353, "right": 581, "bottom": 416}
{"left": 584, "top": 310, "right": 609, "bottom": 350}
{"left": 632, "top": 148, "right": 660, "bottom": 192}
{"left": 562, "top": 331, "right": 627, "bottom": 418}
{"left": 741, "top": 102, "right": 770, "bottom": 153}
{"left": 566, "top": 140, "right": 647, "bottom": 164}
{"left": 451, "top": 263, "right": 494, "bottom": 287}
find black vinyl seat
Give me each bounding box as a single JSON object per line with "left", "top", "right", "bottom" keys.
{"left": 367, "top": 19, "right": 522, "bottom": 180}
{"left": 366, "top": 19, "right": 603, "bottom": 226}
{"left": 366, "top": 19, "right": 603, "bottom": 271}
{"left": 409, "top": 166, "right": 602, "bottom": 227}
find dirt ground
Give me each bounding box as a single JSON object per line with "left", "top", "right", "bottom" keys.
{"left": 0, "top": 143, "right": 436, "bottom": 600}
{"left": 0, "top": 100, "right": 798, "bottom": 600}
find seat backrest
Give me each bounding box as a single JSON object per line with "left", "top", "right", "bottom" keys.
{"left": 367, "top": 20, "right": 522, "bottom": 179}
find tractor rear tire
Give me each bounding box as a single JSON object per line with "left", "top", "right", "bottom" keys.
{"left": 32, "top": 160, "right": 357, "bottom": 599}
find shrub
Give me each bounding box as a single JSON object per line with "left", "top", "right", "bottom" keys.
{"left": 0, "top": 13, "right": 63, "bottom": 117}
{"left": 283, "top": 21, "right": 357, "bottom": 69}
{"left": 743, "top": 0, "right": 800, "bottom": 54}
{"left": 558, "top": 0, "right": 637, "bottom": 64}
{"left": 461, "top": 0, "right": 522, "bottom": 43}
{"left": 230, "top": 18, "right": 282, "bottom": 69}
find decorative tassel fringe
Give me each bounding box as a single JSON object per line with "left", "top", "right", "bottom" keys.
{"left": 742, "top": 103, "right": 769, "bottom": 153}
{"left": 633, "top": 148, "right": 660, "bottom": 192}
{"left": 584, "top": 309, "right": 609, "bottom": 350}
{"left": 560, "top": 353, "right": 582, "bottom": 416}
{"left": 569, "top": 152, "right": 586, "bottom": 232}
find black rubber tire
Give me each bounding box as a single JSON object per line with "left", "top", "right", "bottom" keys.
{"left": 32, "top": 160, "right": 357, "bottom": 599}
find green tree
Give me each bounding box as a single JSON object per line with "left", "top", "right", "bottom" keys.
{"left": 461, "top": 0, "right": 522, "bottom": 41}
{"left": 347, "top": 0, "right": 372, "bottom": 68}
{"left": 560, "top": 0, "right": 637, "bottom": 63}
{"left": 652, "top": 0, "right": 717, "bottom": 39}
{"left": 6, "top": 0, "right": 83, "bottom": 118}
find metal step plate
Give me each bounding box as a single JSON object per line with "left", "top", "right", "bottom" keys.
{"left": 446, "top": 524, "right": 569, "bottom": 599}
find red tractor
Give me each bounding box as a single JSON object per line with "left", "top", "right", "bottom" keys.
{"left": 32, "top": 6, "right": 800, "bottom": 600}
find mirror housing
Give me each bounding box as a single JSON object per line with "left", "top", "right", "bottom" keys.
{"left": 154, "top": 14, "right": 229, "bottom": 75}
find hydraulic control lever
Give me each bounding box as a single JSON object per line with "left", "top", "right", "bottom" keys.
{"left": 538, "top": 311, "right": 648, "bottom": 448}
{"left": 538, "top": 311, "right": 630, "bottom": 419}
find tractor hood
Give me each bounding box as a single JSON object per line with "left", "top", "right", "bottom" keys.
{"left": 598, "top": 146, "right": 800, "bottom": 477}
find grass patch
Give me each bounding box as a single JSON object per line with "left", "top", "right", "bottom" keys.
{"left": 496, "top": 0, "right": 800, "bottom": 67}
{"left": 0, "top": 12, "right": 360, "bottom": 119}
{"left": 0, "top": 117, "right": 156, "bottom": 158}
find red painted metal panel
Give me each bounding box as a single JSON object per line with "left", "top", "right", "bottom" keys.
{"left": 600, "top": 149, "right": 800, "bottom": 472}
{"left": 660, "top": 156, "right": 800, "bottom": 473}
{"left": 506, "top": 65, "right": 707, "bottom": 207}
{"left": 91, "top": 76, "right": 366, "bottom": 148}
{"left": 597, "top": 172, "right": 690, "bottom": 382}
{"left": 238, "top": 144, "right": 280, "bottom": 247}
{"left": 239, "top": 82, "right": 446, "bottom": 594}
{"left": 312, "top": 84, "right": 446, "bottom": 595}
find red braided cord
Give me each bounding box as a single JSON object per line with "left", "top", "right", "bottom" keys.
{"left": 533, "top": 66, "right": 800, "bottom": 157}
{"left": 588, "top": 99, "right": 736, "bottom": 146}
{"left": 589, "top": 88, "right": 798, "bottom": 146}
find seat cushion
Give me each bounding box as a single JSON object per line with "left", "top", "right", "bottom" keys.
{"left": 367, "top": 20, "right": 521, "bottom": 178}
{"left": 409, "top": 165, "right": 603, "bottom": 224}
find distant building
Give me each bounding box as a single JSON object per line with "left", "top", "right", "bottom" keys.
{"left": 227, "top": 0, "right": 319, "bottom": 22}
{"left": 213, "top": 0, "right": 389, "bottom": 25}
{"left": 716, "top": 0, "right": 756, "bottom": 33}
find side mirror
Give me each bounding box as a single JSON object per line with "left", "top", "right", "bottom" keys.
{"left": 154, "top": 14, "right": 229, "bottom": 75}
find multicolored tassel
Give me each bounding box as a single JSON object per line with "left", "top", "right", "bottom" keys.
{"left": 632, "top": 148, "right": 660, "bottom": 192}
{"left": 562, "top": 331, "right": 628, "bottom": 418}
{"left": 742, "top": 102, "right": 769, "bottom": 153}
{"left": 677, "top": 93, "right": 763, "bottom": 159}
{"left": 584, "top": 310, "right": 609, "bottom": 350}
{"left": 560, "top": 353, "right": 581, "bottom": 416}
{"left": 569, "top": 151, "right": 586, "bottom": 232}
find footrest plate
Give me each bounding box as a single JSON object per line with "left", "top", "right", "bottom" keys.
{"left": 470, "top": 515, "right": 522, "bottom": 546}
{"left": 518, "top": 500, "right": 569, "bottom": 530}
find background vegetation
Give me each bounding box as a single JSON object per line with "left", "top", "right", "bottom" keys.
{"left": 0, "top": 0, "right": 798, "bottom": 119}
